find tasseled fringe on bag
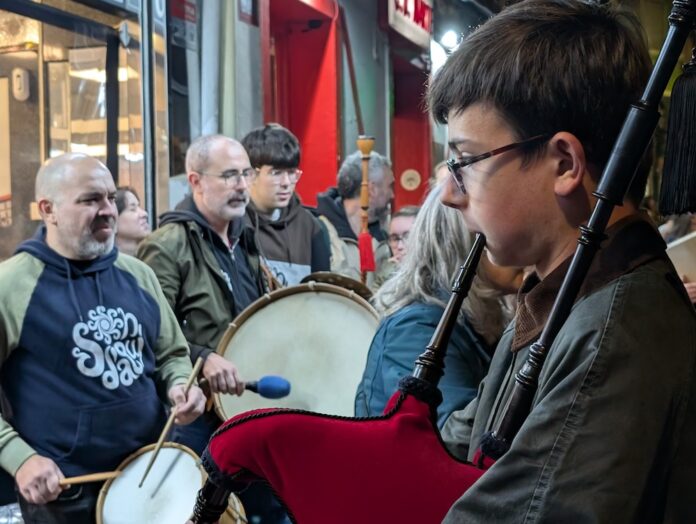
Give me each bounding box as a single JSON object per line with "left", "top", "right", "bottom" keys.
{"left": 659, "top": 49, "right": 696, "bottom": 215}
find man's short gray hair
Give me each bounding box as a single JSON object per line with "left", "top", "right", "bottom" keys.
{"left": 337, "top": 151, "right": 391, "bottom": 199}
{"left": 185, "top": 134, "right": 241, "bottom": 174}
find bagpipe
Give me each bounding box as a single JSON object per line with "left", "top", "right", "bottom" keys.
{"left": 189, "top": 0, "right": 696, "bottom": 521}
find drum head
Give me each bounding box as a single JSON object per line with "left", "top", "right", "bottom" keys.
{"left": 215, "top": 283, "right": 379, "bottom": 420}
{"left": 97, "top": 443, "right": 246, "bottom": 524}
{"left": 300, "top": 272, "right": 373, "bottom": 301}
{"left": 97, "top": 443, "right": 203, "bottom": 524}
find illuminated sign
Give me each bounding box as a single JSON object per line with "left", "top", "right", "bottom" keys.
{"left": 388, "top": 0, "right": 433, "bottom": 49}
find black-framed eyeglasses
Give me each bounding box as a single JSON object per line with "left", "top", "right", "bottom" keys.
{"left": 387, "top": 232, "right": 409, "bottom": 245}
{"left": 200, "top": 167, "right": 257, "bottom": 186}
{"left": 259, "top": 167, "right": 303, "bottom": 184}
{"left": 446, "top": 134, "right": 551, "bottom": 193}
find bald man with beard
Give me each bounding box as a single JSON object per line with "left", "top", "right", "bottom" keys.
{"left": 0, "top": 153, "right": 204, "bottom": 523}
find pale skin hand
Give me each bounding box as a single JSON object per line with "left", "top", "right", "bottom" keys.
{"left": 168, "top": 384, "right": 206, "bottom": 425}
{"left": 202, "top": 353, "right": 245, "bottom": 396}
{"left": 682, "top": 276, "right": 696, "bottom": 304}
{"left": 15, "top": 455, "right": 65, "bottom": 504}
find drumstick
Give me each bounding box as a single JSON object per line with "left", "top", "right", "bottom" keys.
{"left": 148, "top": 447, "right": 184, "bottom": 499}
{"left": 138, "top": 357, "right": 203, "bottom": 488}
{"left": 59, "top": 471, "right": 120, "bottom": 486}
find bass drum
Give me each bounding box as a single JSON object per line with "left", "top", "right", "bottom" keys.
{"left": 96, "top": 442, "right": 245, "bottom": 524}
{"left": 215, "top": 282, "right": 379, "bottom": 419}
{"left": 300, "top": 271, "right": 373, "bottom": 301}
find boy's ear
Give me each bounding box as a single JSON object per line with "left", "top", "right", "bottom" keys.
{"left": 549, "top": 132, "right": 587, "bottom": 197}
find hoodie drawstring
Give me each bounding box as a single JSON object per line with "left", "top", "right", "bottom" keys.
{"left": 64, "top": 260, "right": 106, "bottom": 323}
{"left": 64, "top": 259, "right": 84, "bottom": 323}
{"left": 95, "top": 272, "right": 104, "bottom": 306}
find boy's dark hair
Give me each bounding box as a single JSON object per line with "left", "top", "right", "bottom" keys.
{"left": 428, "top": 0, "right": 652, "bottom": 206}
{"left": 115, "top": 186, "right": 139, "bottom": 215}
{"left": 241, "top": 123, "right": 301, "bottom": 169}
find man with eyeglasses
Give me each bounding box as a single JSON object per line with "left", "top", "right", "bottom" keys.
{"left": 315, "top": 149, "right": 394, "bottom": 288}
{"left": 241, "top": 123, "right": 330, "bottom": 286}
{"left": 373, "top": 205, "right": 421, "bottom": 287}
{"left": 137, "top": 135, "right": 268, "bottom": 455}
{"left": 428, "top": 0, "right": 696, "bottom": 522}
{"left": 386, "top": 206, "right": 419, "bottom": 264}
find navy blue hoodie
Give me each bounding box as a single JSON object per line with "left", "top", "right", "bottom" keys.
{"left": 0, "top": 233, "right": 174, "bottom": 476}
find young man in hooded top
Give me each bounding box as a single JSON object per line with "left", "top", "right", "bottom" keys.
{"left": 429, "top": 0, "right": 696, "bottom": 521}
{"left": 242, "top": 123, "right": 330, "bottom": 286}
{"left": 0, "top": 153, "right": 204, "bottom": 523}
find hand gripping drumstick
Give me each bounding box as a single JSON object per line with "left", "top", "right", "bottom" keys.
{"left": 200, "top": 375, "right": 291, "bottom": 398}
{"left": 138, "top": 356, "right": 203, "bottom": 488}
{"left": 202, "top": 375, "right": 291, "bottom": 412}
{"left": 59, "top": 470, "right": 120, "bottom": 486}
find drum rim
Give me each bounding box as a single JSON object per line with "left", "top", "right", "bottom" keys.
{"left": 213, "top": 282, "right": 378, "bottom": 420}
{"left": 300, "top": 271, "right": 373, "bottom": 301}
{"left": 95, "top": 442, "right": 202, "bottom": 524}
{"left": 95, "top": 442, "right": 246, "bottom": 524}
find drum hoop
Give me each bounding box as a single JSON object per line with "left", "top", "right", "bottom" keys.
{"left": 95, "top": 442, "right": 246, "bottom": 523}
{"left": 213, "top": 282, "right": 378, "bottom": 419}
{"left": 95, "top": 442, "right": 202, "bottom": 524}
{"left": 300, "top": 271, "right": 373, "bottom": 301}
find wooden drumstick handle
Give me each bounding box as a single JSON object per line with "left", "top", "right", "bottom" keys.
{"left": 357, "top": 135, "right": 375, "bottom": 284}
{"left": 59, "top": 471, "right": 120, "bottom": 486}
{"left": 357, "top": 136, "right": 375, "bottom": 233}
{"left": 138, "top": 356, "right": 203, "bottom": 488}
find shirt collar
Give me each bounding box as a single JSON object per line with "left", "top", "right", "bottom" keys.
{"left": 511, "top": 213, "right": 666, "bottom": 352}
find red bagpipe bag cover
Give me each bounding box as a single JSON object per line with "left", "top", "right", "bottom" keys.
{"left": 202, "top": 383, "right": 487, "bottom": 523}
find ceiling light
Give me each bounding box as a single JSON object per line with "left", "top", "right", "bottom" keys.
{"left": 440, "top": 30, "right": 459, "bottom": 50}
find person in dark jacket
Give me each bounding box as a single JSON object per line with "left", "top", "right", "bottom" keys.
{"left": 0, "top": 153, "right": 204, "bottom": 523}
{"left": 355, "top": 184, "right": 509, "bottom": 427}
{"left": 430, "top": 1, "right": 696, "bottom": 521}
{"left": 314, "top": 150, "right": 394, "bottom": 288}
{"left": 242, "top": 123, "right": 330, "bottom": 286}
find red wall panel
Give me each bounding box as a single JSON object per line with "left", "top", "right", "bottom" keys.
{"left": 392, "top": 68, "right": 431, "bottom": 210}
{"left": 263, "top": 0, "right": 340, "bottom": 206}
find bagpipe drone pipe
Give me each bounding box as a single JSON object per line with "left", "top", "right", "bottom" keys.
{"left": 189, "top": 1, "right": 696, "bottom": 521}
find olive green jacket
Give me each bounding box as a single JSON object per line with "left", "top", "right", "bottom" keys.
{"left": 442, "top": 219, "right": 696, "bottom": 523}
{"left": 137, "top": 215, "right": 267, "bottom": 363}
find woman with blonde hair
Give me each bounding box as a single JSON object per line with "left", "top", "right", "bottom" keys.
{"left": 354, "top": 183, "right": 511, "bottom": 428}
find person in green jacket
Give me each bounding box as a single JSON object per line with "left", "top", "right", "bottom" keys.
{"left": 137, "top": 134, "right": 268, "bottom": 447}
{"left": 137, "top": 135, "right": 290, "bottom": 523}
{"left": 429, "top": 0, "right": 696, "bottom": 522}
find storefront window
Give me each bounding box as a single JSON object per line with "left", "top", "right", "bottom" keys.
{"left": 0, "top": 8, "right": 104, "bottom": 256}
{"left": 0, "top": 3, "right": 146, "bottom": 259}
